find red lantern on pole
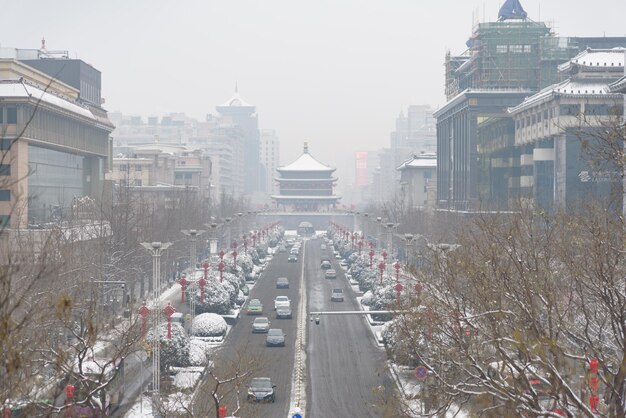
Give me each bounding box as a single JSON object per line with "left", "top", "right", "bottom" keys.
{"left": 232, "top": 240, "right": 237, "bottom": 251}
{"left": 351, "top": 233, "right": 355, "bottom": 249}
{"left": 415, "top": 282, "right": 422, "bottom": 298}
{"left": 394, "top": 261, "right": 401, "bottom": 281}
{"left": 394, "top": 282, "right": 404, "bottom": 309}
{"left": 252, "top": 232, "right": 257, "bottom": 247}
{"left": 218, "top": 261, "right": 225, "bottom": 283}
{"left": 219, "top": 250, "right": 225, "bottom": 260}
{"left": 358, "top": 240, "right": 363, "bottom": 255}
{"left": 369, "top": 249, "right": 375, "bottom": 268}
{"left": 179, "top": 274, "right": 188, "bottom": 304}
{"left": 163, "top": 303, "right": 176, "bottom": 340}
{"left": 138, "top": 303, "right": 150, "bottom": 337}
{"left": 218, "top": 405, "right": 227, "bottom": 418}
{"left": 378, "top": 261, "right": 385, "bottom": 284}
{"left": 198, "top": 276, "right": 207, "bottom": 304}
{"left": 243, "top": 235, "right": 248, "bottom": 255}
{"left": 232, "top": 250, "right": 238, "bottom": 269}
{"left": 65, "top": 384, "right": 75, "bottom": 399}
{"left": 382, "top": 250, "right": 388, "bottom": 263}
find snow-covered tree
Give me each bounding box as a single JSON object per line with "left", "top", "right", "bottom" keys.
{"left": 191, "top": 313, "right": 227, "bottom": 337}
{"left": 194, "top": 279, "right": 231, "bottom": 315}
{"left": 146, "top": 322, "right": 190, "bottom": 372}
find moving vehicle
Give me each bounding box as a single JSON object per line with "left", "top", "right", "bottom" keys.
{"left": 276, "top": 277, "right": 289, "bottom": 289}
{"left": 288, "top": 254, "right": 298, "bottom": 263}
{"left": 331, "top": 288, "right": 344, "bottom": 302}
{"left": 325, "top": 269, "right": 337, "bottom": 279}
{"left": 247, "top": 377, "right": 276, "bottom": 403}
{"left": 297, "top": 221, "right": 315, "bottom": 237}
{"left": 274, "top": 296, "right": 290, "bottom": 310}
{"left": 276, "top": 305, "right": 292, "bottom": 319}
{"left": 320, "top": 260, "right": 332, "bottom": 270}
{"left": 252, "top": 317, "right": 271, "bottom": 333}
{"left": 266, "top": 328, "right": 286, "bottom": 346}
{"left": 246, "top": 299, "right": 263, "bottom": 315}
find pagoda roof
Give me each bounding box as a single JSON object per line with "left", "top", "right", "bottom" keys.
{"left": 271, "top": 195, "right": 341, "bottom": 201}
{"left": 274, "top": 177, "right": 337, "bottom": 182}
{"left": 277, "top": 142, "right": 335, "bottom": 173}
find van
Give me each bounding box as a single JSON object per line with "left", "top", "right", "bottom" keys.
{"left": 171, "top": 312, "right": 184, "bottom": 326}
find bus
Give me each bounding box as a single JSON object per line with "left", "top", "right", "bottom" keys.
{"left": 297, "top": 221, "right": 315, "bottom": 237}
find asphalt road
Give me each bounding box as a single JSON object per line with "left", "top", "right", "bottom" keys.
{"left": 194, "top": 248, "right": 302, "bottom": 418}
{"left": 305, "top": 240, "right": 393, "bottom": 418}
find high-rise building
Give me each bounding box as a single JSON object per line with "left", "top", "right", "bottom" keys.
{"left": 260, "top": 129, "right": 280, "bottom": 195}
{"left": 216, "top": 87, "right": 260, "bottom": 194}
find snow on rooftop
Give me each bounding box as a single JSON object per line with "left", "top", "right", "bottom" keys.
{"left": 558, "top": 48, "right": 625, "bottom": 72}
{"left": 277, "top": 143, "right": 335, "bottom": 172}
{"left": 0, "top": 80, "right": 95, "bottom": 120}
{"left": 397, "top": 153, "right": 437, "bottom": 170}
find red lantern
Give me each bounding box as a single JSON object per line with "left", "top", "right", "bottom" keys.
{"left": 232, "top": 250, "right": 238, "bottom": 268}
{"left": 198, "top": 277, "right": 207, "bottom": 304}
{"left": 138, "top": 304, "right": 150, "bottom": 337}
{"left": 394, "top": 261, "right": 401, "bottom": 281}
{"left": 179, "top": 275, "right": 188, "bottom": 303}
{"left": 394, "top": 282, "right": 404, "bottom": 308}
{"left": 378, "top": 261, "right": 385, "bottom": 284}
{"left": 65, "top": 384, "right": 75, "bottom": 399}
{"left": 219, "top": 250, "right": 225, "bottom": 260}
{"left": 369, "top": 249, "right": 375, "bottom": 268}
{"left": 218, "top": 261, "right": 225, "bottom": 283}
{"left": 218, "top": 405, "right": 227, "bottom": 418}
{"left": 163, "top": 303, "right": 176, "bottom": 340}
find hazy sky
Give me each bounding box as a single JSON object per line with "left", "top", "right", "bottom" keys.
{"left": 1, "top": 0, "right": 625, "bottom": 184}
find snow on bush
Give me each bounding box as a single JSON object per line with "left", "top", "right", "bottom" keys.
{"left": 173, "top": 370, "right": 202, "bottom": 390}
{"left": 361, "top": 290, "right": 374, "bottom": 306}
{"left": 195, "top": 279, "right": 231, "bottom": 314}
{"left": 189, "top": 339, "right": 211, "bottom": 366}
{"left": 192, "top": 313, "right": 227, "bottom": 337}
{"left": 146, "top": 323, "right": 190, "bottom": 371}
{"left": 236, "top": 290, "right": 245, "bottom": 305}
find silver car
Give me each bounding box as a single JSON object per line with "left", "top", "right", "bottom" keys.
{"left": 252, "top": 317, "right": 270, "bottom": 333}
{"left": 266, "top": 328, "right": 286, "bottom": 347}
{"left": 276, "top": 305, "right": 292, "bottom": 319}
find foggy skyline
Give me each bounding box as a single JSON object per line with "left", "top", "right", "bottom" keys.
{"left": 2, "top": 0, "right": 625, "bottom": 184}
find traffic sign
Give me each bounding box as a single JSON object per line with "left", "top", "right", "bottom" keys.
{"left": 414, "top": 365, "right": 428, "bottom": 381}
{"left": 291, "top": 414, "right": 303, "bottom": 418}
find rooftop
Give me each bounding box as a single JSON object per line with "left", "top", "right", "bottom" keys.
{"left": 277, "top": 142, "right": 335, "bottom": 173}
{"left": 397, "top": 153, "right": 437, "bottom": 171}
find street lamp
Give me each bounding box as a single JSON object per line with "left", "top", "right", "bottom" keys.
{"left": 140, "top": 241, "right": 171, "bottom": 404}
{"left": 404, "top": 233, "right": 414, "bottom": 268}
{"left": 378, "top": 260, "right": 385, "bottom": 285}
{"left": 182, "top": 229, "right": 206, "bottom": 270}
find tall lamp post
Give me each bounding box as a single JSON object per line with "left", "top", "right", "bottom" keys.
{"left": 182, "top": 229, "right": 205, "bottom": 270}
{"left": 404, "top": 234, "right": 415, "bottom": 269}
{"left": 140, "top": 241, "right": 171, "bottom": 406}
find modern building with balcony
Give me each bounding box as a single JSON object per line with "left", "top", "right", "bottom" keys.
{"left": 272, "top": 143, "right": 340, "bottom": 211}
{"left": 0, "top": 51, "right": 114, "bottom": 229}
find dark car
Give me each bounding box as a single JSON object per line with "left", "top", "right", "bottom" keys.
{"left": 276, "top": 277, "right": 289, "bottom": 289}
{"left": 247, "top": 377, "right": 276, "bottom": 402}
{"left": 288, "top": 254, "right": 298, "bottom": 263}
{"left": 266, "top": 328, "right": 286, "bottom": 346}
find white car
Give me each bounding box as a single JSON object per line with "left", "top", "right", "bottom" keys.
{"left": 274, "top": 296, "right": 290, "bottom": 310}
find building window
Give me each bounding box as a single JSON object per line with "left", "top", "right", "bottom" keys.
{"left": 0, "top": 215, "right": 9, "bottom": 228}
{"left": 134, "top": 179, "right": 142, "bottom": 186}
{"left": 0, "top": 190, "right": 10, "bottom": 201}
{"left": 0, "top": 165, "right": 10, "bottom": 176}
{"left": 0, "top": 139, "right": 12, "bottom": 150}
{"left": 560, "top": 104, "right": 581, "bottom": 116}
{"left": 119, "top": 165, "right": 128, "bottom": 172}
{"left": 6, "top": 107, "right": 17, "bottom": 124}
{"left": 584, "top": 104, "right": 610, "bottom": 116}
{"left": 510, "top": 45, "right": 523, "bottom": 53}
{"left": 523, "top": 44, "right": 533, "bottom": 53}
{"left": 496, "top": 45, "right": 508, "bottom": 53}
{"left": 135, "top": 165, "right": 143, "bottom": 171}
